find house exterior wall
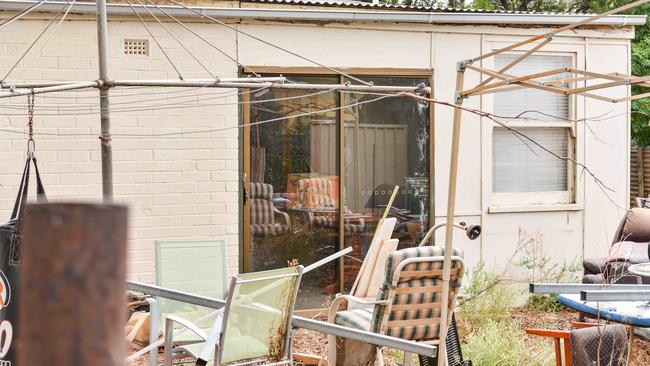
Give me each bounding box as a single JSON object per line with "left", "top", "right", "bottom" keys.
{"left": 0, "top": 11, "right": 634, "bottom": 282}
{"left": 0, "top": 16, "right": 241, "bottom": 282}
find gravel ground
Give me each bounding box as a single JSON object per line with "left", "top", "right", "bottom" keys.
{"left": 126, "top": 308, "right": 650, "bottom": 365}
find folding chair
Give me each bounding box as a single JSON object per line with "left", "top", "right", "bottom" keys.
{"left": 327, "top": 246, "right": 464, "bottom": 366}
{"left": 163, "top": 266, "right": 303, "bottom": 366}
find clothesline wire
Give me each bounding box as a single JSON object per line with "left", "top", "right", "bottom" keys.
{"left": 166, "top": 0, "right": 373, "bottom": 87}
{"left": 133, "top": 0, "right": 216, "bottom": 79}
{"left": 1, "top": 0, "right": 74, "bottom": 82}
{"left": 0, "top": 87, "right": 339, "bottom": 115}
{"left": 0, "top": 93, "right": 396, "bottom": 138}
{"left": 0, "top": 85, "right": 255, "bottom": 109}
{"left": 12, "top": 0, "right": 77, "bottom": 83}
{"left": 143, "top": 0, "right": 262, "bottom": 78}
{"left": 125, "top": 0, "right": 185, "bottom": 80}
{"left": 0, "top": 0, "right": 46, "bottom": 31}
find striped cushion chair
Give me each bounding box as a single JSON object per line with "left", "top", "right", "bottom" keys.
{"left": 296, "top": 178, "right": 365, "bottom": 233}
{"left": 327, "top": 246, "right": 464, "bottom": 366}
{"left": 250, "top": 183, "right": 291, "bottom": 236}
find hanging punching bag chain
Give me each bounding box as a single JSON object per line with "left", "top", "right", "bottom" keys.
{"left": 27, "top": 89, "right": 35, "bottom": 156}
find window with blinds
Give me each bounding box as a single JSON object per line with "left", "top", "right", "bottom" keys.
{"left": 492, "top": 54, "right": 573, "bottom": 196}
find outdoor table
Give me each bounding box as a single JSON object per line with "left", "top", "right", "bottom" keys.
{"left": 558, "top": 293, "right": 650, "bottom": 364}
{"left": 628, "top": 262, "right": 650, "bottom": 280}
{"left": 557, "top": 294, "right": 650, "bottom": 327}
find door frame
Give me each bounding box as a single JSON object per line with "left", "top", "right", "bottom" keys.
{"left": 240, "top": 67, "right": 435, "bottom": 279}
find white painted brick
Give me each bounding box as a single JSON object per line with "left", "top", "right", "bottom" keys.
{"left": 0, "top": 18, "right": 241, "bottom": 279}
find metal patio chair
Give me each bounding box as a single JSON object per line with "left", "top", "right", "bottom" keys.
{"left": 326, "top": 246, "right": 465, "bottom": 366}
{"left": 163, "top": 266, "right": 303, "bottom": 366}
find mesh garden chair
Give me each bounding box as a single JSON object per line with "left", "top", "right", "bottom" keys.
{"left": 326, "top": 246, "right": 464, "bottom": 366}
{"left": 163, "top": 266, "right": 303, "bottom": 366}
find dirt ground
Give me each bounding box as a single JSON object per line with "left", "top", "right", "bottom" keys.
{"left": 127, "top": 308, "right": 650, "bottom": 366}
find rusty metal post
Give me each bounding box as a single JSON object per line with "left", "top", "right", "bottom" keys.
{"left": 18, "top": 203, "right": 127, "bottom": 365}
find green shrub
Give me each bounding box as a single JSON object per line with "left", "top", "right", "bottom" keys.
{"left": 458, "top": 263, "right": 518, "bottom": 333}
{"left": 527, "top": 294, "right": 566, "bottom": 312}
{"left": 463, "top": 320, "right": 553, "bottom": 366}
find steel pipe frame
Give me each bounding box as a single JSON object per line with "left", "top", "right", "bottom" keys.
{"left": 0, "top": 81, "right": 99, "bottom": 98}
{"left": 0, "top": 79, "right": 429, "bottom": 97}
{"left": 580, "top": 290, "right": 650, "bottom": 302}
{"left": 126, "top": 281, "right": 438, "bottom": 358}
{"left": 530, "top": 283, "right": 650, "bottom": 294}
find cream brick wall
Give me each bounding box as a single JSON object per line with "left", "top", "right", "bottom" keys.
{"left": 0, "top": 17, "right": 241, "bottom": 282}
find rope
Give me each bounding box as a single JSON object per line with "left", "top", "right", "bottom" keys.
{"left": 133, "top": 0, "right": 216, "bottom": 79}
{"left": 144, "top": 0, "right": 262, "bottom": 78}
{"left": 125, "top": 0, "right": 184, "bottom": 80}
{"left": 166, "top": 0, "right": 373, "bottom": 86}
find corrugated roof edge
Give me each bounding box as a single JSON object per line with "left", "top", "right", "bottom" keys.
{"left": 243, "top": 0, "right": 602, "bottom": 15}
{"left": 0, "top": 0, "right": 645, "bottom": 26}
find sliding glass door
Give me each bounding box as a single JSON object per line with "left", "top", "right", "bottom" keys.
{"left": 243, "top": 73, "right": 431, "bottom": 309}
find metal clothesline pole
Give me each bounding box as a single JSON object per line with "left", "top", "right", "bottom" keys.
{"left": 0, "top": 80, "right": 430, "bottom": 99}
{"left": 0, "top": 81, "right": 99, "bottom": 98}
{"left": 97, "top": 0, "right": 112, "bottom": 201}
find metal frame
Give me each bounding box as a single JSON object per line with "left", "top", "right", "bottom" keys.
{"left": 126, "top": 280, "right": 439, "bottom": 359}
{"left": 438, "top": 1, "right": 650, "bottom": 364}
{"left": 2, "top": 1, "right": 650, "bottom": 363}
{"left": 238, "top": 69, "right": 435, "bottom": 289}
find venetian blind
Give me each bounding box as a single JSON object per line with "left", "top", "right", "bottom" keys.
{"left": 494, "top": 54, "right": 572, "bottom": 121}
{"left": 492, "top": 54, "right": 572, "bottom": 194}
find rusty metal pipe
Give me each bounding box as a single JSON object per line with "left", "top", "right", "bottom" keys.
{"left": 18, "top": 203, "right": 128, "bottom": 365}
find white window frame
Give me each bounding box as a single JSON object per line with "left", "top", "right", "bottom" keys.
{"left": 480, "top": 41, "right": 585, "bottom": 212}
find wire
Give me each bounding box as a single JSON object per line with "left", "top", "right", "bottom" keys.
{"left": 143, "top": 0, "right": 261, "bottom": 78}
{"left": 1, "top": 0, "right": 73, "bottom": 82}
{"left": 125, "top": 0, "right": 184, "bottom": 80}
{"left": 166, "top": 0, "right": 373, "bottom": 86}
{"left": 133, "top": 0, "right": 216, "bottom": 79}
{"left": 0, "top": 93, "right": 395, "bottom": 138}
{"left": 12, "top": 0, "right": 77, "bottom": 83}
{"left": 0, "top": 0, "right": 47, "bottom": 31}
{"left": 0, "top": 87, "right": 336, "bottom": 115}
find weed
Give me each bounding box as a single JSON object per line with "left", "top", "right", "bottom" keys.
{"left": 463, "top": 319, "right": 554, "bottom": 366}
{"left": 527, "top": 294, "right": 566, "bottom": 312}
{"left": 458, "top": 263, "right": 518, "bottom": 333}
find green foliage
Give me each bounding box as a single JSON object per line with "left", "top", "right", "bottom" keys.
{"left": 527, "top": 294, "right": 566, "bottom": 312}
{"left": 463, "top": 320, "right": 554, "bottom": 366}
{"left": 458, "top": 263, "right": 518, "bottom": 333}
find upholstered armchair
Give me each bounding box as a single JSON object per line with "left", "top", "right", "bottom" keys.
{"left": 582, "top": 208, "right": 650, "bottom": 284}
{"left": 249, "top": 182, "right": 291, "bottom": 236}
{"left": 295, "top": 178, "right": 365, "bottom": 233}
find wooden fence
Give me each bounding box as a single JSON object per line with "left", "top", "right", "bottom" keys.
{"left": 630, "top": 146, "right": 650, "bottom": 205}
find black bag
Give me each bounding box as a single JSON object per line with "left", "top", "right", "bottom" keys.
{"left": 0, "top": 155, "right": 46, "bottom": 364}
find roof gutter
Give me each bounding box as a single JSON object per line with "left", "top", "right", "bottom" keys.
{"left": 0, "top": 0, "right": 646, "bottom": 26}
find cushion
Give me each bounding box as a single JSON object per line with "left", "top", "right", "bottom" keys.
{"left": 335, "top": 308, "right": 372, "bottom": 331}
{"left": 583, "top": 257, "right": 607, "bottom": 275}
{"left": 249, "top": 182, "right": 273, "bottom": 201}
{"left": 250, "top": 223, "right": 289, "bottom": 236}
{"left": 582, "top": 274, "right": 605, "bottom": 284}
{"left": 609, "top": 241, "right": 650, "bottom": 264}
{"left": 618, "top": 208, "right": 650, "bottom": 243}
{"left": 371, "top": 246, "right": 464, "bottom": 341}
